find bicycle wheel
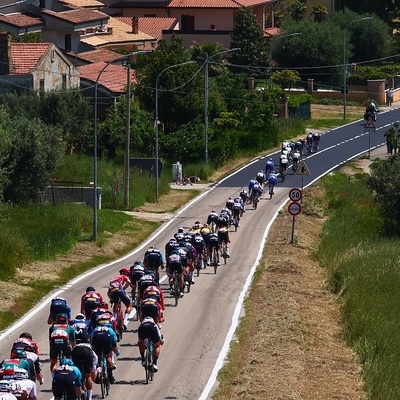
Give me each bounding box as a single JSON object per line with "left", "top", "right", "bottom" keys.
{"left": 196, "top": 255, "right": 202, "bottom": 277}
{"left": 116, "top": 303, "right": 123, "bottom": 341}
{"left": 185, "top": 274, "right": 191, "bottom": 293}
{"left": 173, "top": 275, "right": 179, "bottom": 307}
{"left": 253, "top": 195, "right": 258, "bottom": 209}
{"left": 100, "top": 355, "right": 106, "bottom": 399}
{"left": 132, "top": 289, "right": 140, "bottom": 321}
{"left": 222, "top": 242, "right": 227, "bottom": 265}
{"left": 212, "top": 248, "right": 218, "bottom": 274}
{"left": 269, "top": 185, "right": 273, "bottom": 199}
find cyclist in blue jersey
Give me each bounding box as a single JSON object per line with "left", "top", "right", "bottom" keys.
{"left": 265, "top": 158, "right": 274, "bottom": 175}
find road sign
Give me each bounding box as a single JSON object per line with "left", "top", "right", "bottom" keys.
{"left": 364, "top": 117, "right": 376, "bottom": 130}
{"left": 295, "top": 161, "right": 311, "bottom": 177}
{"left": 288, "top": 201, "right": 302, "bottom": 216}
{"left": 289, "top": 188, "right": 302, "bottom": 202}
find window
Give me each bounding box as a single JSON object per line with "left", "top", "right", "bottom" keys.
{"left": 181, "top": 15, "right": 194, "bottom": 31}
{"left": 264, "top": 4, "right": 272, "bottom": 29}
{"left": 39, "top": 78, "right": 44, "bottom": 97}
{"left": 62, "top": 73, "right": 67, "bottom": 89}
{"left": 65, "top": 34, "right": 71, "bottom": 51}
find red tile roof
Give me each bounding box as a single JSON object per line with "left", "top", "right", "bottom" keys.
{"left": 0, "top": 13, "right": 43, "bottom": 28}
{"left": 70, "top": 48, "right": 121, "bottom": 63}
{"left": 167, "top": 0, "right": 272, "bottom": 6}
{"left": 78, "top": 61, "right": 136, "bottom": 92}
{"left": 41, "top": 8, "right": 109, "bottom": 24}
{"left": 115, "top": 16, "right": 177, "bottom": 43}
{"left": 10, "top": 42, "right": 51, "bottom": 74}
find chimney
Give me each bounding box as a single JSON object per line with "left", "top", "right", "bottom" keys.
{"left": 0, "top": 32, "right": 11, "bottom": 75}
{"left": 107, "top": 26, "right": 113, "bottom": 35}
{"left": 132, "top": 17, "right": 139, "bottom": 34}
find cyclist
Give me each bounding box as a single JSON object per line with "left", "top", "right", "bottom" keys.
{"left": 137, "top": 316, "right": 164, "bottom": 373}
{"left": 129, "top": 260, "right": 146, "bottom": 304}
{"left": 179, "top": 237, "right": 196, "bottom": 285}
{"left": 250, "top": 182, "right": 263, "bottom": 202}
{"left": 0, "top": 380, "right": 17, "bottom": 400}
{"left": 279, "top": 153, "right": 288, "bottom": 174}
{"left": 81, "top": 287, "right": 103, "bottom": 320}
{"left": 192, "top": 232, "right": 206, "bottom": 270}
{"left": 52, "top": 358, "right": 82, "bottom": 400}
{"left": 267, "top": 171, "right": 278, "bottom": 195}
{"left": 9, "top": 368, "right": 37, "bottom": 400}
{"left": 173, "top": 227, "right": 185, "bottom": 242}
{"left": 206, "top": 211, "right": 219, "bottom": 233}
{"left": 265, "top": 158, "right": 274, "bottom": 175}
{"left": 306, "top": 132, "right": 313, "bottom": 153}
{"left": 107, "top": 268, "right": 132, "bottom": 330}
{"left": 292, "top": 149, "right": 301, "bottom": 170}
{"left": 0, "top": 350, "right": 33, "bottom": 381}
{"left": 207, "top": 232, "right": 220, "bottom": 266}
{"left": 71, "top": 331, "right": 98, "bottom": 400}
{"left": 217, "top": 226, "right": 230, "bottom": 258}
{"left": 256, "top": 170, "right": 265, "bottom": 185}
{"left": 89, "top": 302, "right": 115, "bottom": 334}
{"left": 232, "top": 197, "right": 243, "bottom": 227}
{"left": 91, "top": 316, "right": 118, "bottom": 385}
{"left": 142, "top": 285, "right": 165, "bottom": 323}
{"left": 312, "top": 132, "right": 321, "bottom": 150}
{"left": 143, "top": 246, "right": 164, "bottom": 281}
{"left": 200, "top": 224, "right": 211, "bottom": 264}
{"left": 189, "top": 221, "right": 203, "bottom": 234}
{"left": 49, "top": 313, "right": 76, "bottom": 373}
{"left": 225, "top": 197, "right": 234, "bottom": 210}
{"left": 47, "top": 297, "right": 71, "bottom": 325}
{"left": 166, "top": 251, "right": 185, "bottom": 297}
{"left": 70, "top": 314, "right": 90, "bottom": 344}
{"left": 239, "top": 189, "right": 249, "bottom": 209}
{"left": 11, "top": 333, "right": 43, "bottom": 384}
{"left": 219, "top": 207, "right": 232, "bottom": 227}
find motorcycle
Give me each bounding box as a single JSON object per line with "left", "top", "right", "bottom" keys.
{"left": 364, "top": 107, "right": 378, "bottom": 122}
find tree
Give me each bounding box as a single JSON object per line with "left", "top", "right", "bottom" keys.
{"left": 272, "top": 69, "right": 301, "bottom": 88}
{"left": 1, "top": 115, "right": 64, "bottom": 203}
{"left": 311, "top": 5, "right": 328, "bottom": 23}
{"left": 134, "top": 35, "right": 204, "bottom": 134}
{"left": 289, "top": 0, "right": 307, "bottom": 21}
{"left": 230, "top": 7, "right": 269, "bottom": 68}
{"left": 367, "top": 155, "right": 400, "bottom": 236}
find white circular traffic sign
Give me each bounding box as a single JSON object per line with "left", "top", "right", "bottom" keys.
{"left": 289, "top": 188, "right": 302, "bottom": 202}
{"left": 288, "top": 201, "right": 302, "bottom": 216}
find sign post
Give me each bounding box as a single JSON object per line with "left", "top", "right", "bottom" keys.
{"left": 288, "top": 189, "right": 302, "bottom": 243}
{"left": 294, "top": 161, "right": 311, "bottom": 202}
{"left": 364, "top": 117, "right": 376, "bottom": 158}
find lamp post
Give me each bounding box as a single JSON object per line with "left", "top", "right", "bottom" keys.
{"left": 269, "top": 32, "right": 301, "bottom": 88}
{"left": 93, "top": 50, "right": 150, "bottom": 241}
{"left": 204, "top": 48, "right": 240, "bottom": 164}
{"left": 343, "top": 17, "right": 372, "bottom": 120}
{"left": 155, "top": 60, "right": 195, "bottom": 201}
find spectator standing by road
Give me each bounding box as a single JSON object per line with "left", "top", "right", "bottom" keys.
{"left": 387, "top": 87, "right": 394, "bottom": 106}
{"left": 176, "top": 161, "right": 182, "bottom": 185}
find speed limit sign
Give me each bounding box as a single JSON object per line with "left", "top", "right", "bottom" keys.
{"left": 289, "top": 188, "right": 302, "bottom": 202}
{"left": 288, "top": 202, "right": 302, "bottom": 216}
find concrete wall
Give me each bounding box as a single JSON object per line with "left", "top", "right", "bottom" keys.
{"left": 42, "top": 186, "right": 102, "bottom": 208}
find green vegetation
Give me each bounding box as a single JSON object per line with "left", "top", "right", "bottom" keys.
{"left": 316, "top": 170, "right": 400, "bottom": 399}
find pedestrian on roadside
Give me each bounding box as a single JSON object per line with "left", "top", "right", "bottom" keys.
{"left": 387, "top": 87, "right": 394, "bottom": 106}
{"left": 176, "top": 161, "right": 182, "bottom": 185}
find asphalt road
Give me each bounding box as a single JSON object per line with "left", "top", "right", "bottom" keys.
{"left": 0, "top": 109, "right": 398, "bottom": 400}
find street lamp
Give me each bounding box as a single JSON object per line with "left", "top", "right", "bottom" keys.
{"left": 93, "top": 50, "right": 150, "bottom": 241}
{"left": 343, "top": 17, "right": 372, "bottom": 120}
{"left": 269, "top": 32, "right": 301, "bottom": 88}
{"left": 155, "top": 61, "right": 195, "bottom": 201}
{"left": 204, "top": 48, "right": 240, "bottom": 164}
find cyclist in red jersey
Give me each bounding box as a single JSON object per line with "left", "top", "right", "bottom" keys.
{"left": 107, "top": 269, "right": 132, "bottom": 330}
{"left": 80, "top": 287, "right": 103, "bottom": 320}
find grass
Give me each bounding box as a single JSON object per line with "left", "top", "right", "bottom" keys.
{"left": 315, "top": 171, "right": 400, "bottom": 399}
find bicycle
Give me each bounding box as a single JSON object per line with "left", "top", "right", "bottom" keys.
{"left": 253, "top": 191, "right": 260, "bottom": 209}
{"left": 195, "top": 252, "right": 203, "bottom": 277}
{"left": 268, "top": 183, "right": 275, "bottom": 199}
{"left": 221, "top": 241, "right": 228, "bottom": 265}
{"left": 172, "top": 270, "right": 180, "bottom": 307}
{"left": 232, "top": 215, "right": 239, "bottom": 231}
{"left": 132, "top": 286, "right": 140, "bottom": 322}
{"left": 292, "top": 159, "right": 299, "bottom": 173}
{"left": 211, "top": 246, "right": 218, "bottom": 274}
{"left": 184, "top": 271, "right": 191, "bottom": 293}
{"left": 143, "top": 338, "right": 155, "bottom": 384}
{"left": 98, "top": 351, "right": 110, "bottom": 399}
{"left": 114, "top": 300, "right": 124, "bottom": 342}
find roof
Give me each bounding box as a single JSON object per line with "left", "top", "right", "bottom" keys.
{"left": 41, "top": 8, "right": 109, "bottom": 24}
{"left": 10, "top": 42, "right": 51, "bottom": 74}
{"left": 109, "top": 1, "right": 169, "bottom": 8}
{"left": 115, "top": 16, "right": 177, "bottom": 43}
{"left": 70, "top": 47, "right": 122, "bottom": 63}
{"left": 167, "top": 0, "right": 273, "bottom": 7}
{"left": 80, "top": 16, "right": 154, "bottom": 47}
{"left": 0, "top": 12, "right": 43, "bottom": 29}
{"left": 264, "top": 27, "right": 280, "bottom": 37}
{"left": 60, "top": 0, "right": 105, "bottom": 8}
{"left": 77, "top": 61, "right": 136, "bottom": 92}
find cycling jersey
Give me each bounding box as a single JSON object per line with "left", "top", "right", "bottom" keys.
{"left": 52, "top": 365, "right": 82, "bottom": 400}
{"left": 49, "top": 298, "right": 71, "bottom": 322}
{"left": 144, "top": 248, "right": 164, "bottom": 270}
{"left": 9, "top": 378, "right": 37, "bottom": 400}
{"left": 81, "top": 291, "right": 103, "bottom": 318}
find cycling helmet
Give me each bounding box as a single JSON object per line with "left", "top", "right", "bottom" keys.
{"left": 147, "top": 246, "right": 155, "bottom": 250}
{"left": 100, "top": 301, "right": 109, "bottom": 309}
{"left": 11, "top": 349, "right": 27, "bottom": 359}
{"left": 0, "top": 380, "right": 11, "bottom": 392}
{"left": 86, "top": 286, "right": 95, "bottom": 292}
{"left": 75, "top": 313, "right": 85, "bottom": 320}
{"left": 169, "top": 238, "right": 177, "bottom": 242}
{"left": 133, "top": 260, "right": 144, "bottom": 267}
{"left": 56, "top": 313, "right": 68, "bottom": 324}
{"left": 13, "top": 368, "right": 29, "bottom": 380}
{"left": 119, "top": 268, "right": 130, "bottom": 276}
{"left": 268, "top": 158, "right": 272, "bottom": 161}
{"left": 19, "top": 332, "right": 32, "bottom": 340}
{"left": 60, "top": 358, "right": 74, "bottom": 367}
{"left": 177, "top": 227, "right": 184, "bottom": 233}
